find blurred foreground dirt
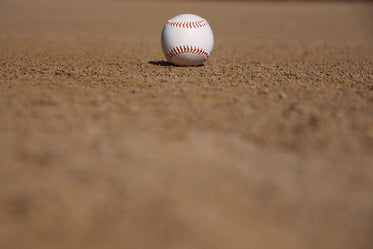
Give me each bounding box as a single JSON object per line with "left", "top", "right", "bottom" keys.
{"left": 0, "top": 1, "right": 373, "bottom": 249}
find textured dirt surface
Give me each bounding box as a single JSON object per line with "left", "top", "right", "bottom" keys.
{"left": 1, "top": 1, "right": 373, "bottom": 249}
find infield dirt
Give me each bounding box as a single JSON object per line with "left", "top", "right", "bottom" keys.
{"left": 1, "top": 1, "right": 373, "bottom": 249}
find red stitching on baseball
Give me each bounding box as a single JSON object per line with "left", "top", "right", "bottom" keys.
{"left": 166, "top": 20, "right": 208, "bottom": 29}
{"left": 166, "top": 45, "right": 210, "bottom": 60}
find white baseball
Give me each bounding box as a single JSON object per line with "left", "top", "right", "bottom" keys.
{"left": 161, "top": 14, "right": 214, "bottom": 66}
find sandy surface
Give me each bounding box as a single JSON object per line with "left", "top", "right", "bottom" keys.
{"left": 1, "top": 1, "right": 373, "bottom": 249}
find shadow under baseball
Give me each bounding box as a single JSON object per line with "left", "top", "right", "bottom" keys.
{"left": 148, "top": 61, "right": 172, "bottom": 67}
{"left": 148, "top": 61, "right": 204, "bottom": 67}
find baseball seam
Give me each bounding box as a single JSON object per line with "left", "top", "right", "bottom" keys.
{"left": 166, "top": 20, "right": 208, "bottom": 29}
{"left": 166, "top": 45, "right": 210, "bottom": 60}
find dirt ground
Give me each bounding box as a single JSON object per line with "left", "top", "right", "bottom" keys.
{"left": 0, "top": 0, "right": 372, "bottom": 249}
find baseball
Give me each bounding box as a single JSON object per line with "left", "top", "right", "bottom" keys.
{"left": 161, "top": 14, "right": 214, "bottom": 66}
